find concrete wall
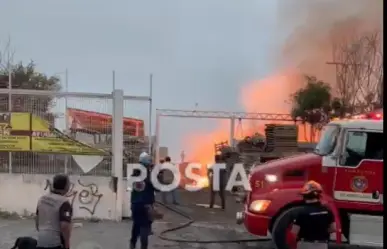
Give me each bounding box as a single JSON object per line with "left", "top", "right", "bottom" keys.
{"left": 0, "top": 174, "right": 130, "bottom": 220}
{"left": 122, "top": 179, "right": 131, "bottom": 218}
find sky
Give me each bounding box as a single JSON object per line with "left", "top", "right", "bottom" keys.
{"left": 0, "top": 0, "right": 282, "bottom": 160}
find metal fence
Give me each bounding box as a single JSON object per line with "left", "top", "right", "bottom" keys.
{"left": 0, "top": 88, "right": 151, "bottom": 177}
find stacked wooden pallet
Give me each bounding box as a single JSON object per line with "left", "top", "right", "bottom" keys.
{"left": 265, "top": 124, "right": 298, "bottom": 152}
{"left": 236, "top": 133, "right": 266, "bottom": 153}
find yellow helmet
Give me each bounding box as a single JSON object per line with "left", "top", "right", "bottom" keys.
{"left": 300, "top": 180, "right": 323, "bottom": 195}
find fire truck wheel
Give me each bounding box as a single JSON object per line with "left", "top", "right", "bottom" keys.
{"left": 272, "top": 206, "right": 304, "bottom": 249}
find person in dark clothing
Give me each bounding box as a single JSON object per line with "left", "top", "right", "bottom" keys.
{"left": 10, "top": 237, "right": 37, "bottom": 249}
{"left": 11, "top": 236, "right": 37, "bottom": 249}
{"left": 291, "top": 181, "right": 336, "bottom": 249}
{"left": 160, "top": 156, "right": 179, "bottom": 205}
{"left": 157, "top": 159, "right": 165, "bottom": 195}
{"left": 130, "top": 152, "right": 159, "bottom": 249}
{"left": 36, "top": 174, "right": 72, "bottom": 249}
{"left": 209, "top": 154, "right": 226, "bottom": 209}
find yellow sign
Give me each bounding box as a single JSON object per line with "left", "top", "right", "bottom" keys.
{"left": 0, "top": 112, "right": 107, "bottom": 155}
{"left": 0, "top": 112, "right": 30, "bottom": 152}
{"left": 0, "top": 136, "right": 30, "bottom": 151}
{"left": 32, "top": 136, "right": 106, "bottom": 155}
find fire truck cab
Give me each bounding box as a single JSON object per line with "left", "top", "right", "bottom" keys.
{"left": 237, "top": 117, "right": 383, "bottom": 248}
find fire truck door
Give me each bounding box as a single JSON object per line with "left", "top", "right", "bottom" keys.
{"left": 333, "top": 129, "right": 383, "bottom": 205}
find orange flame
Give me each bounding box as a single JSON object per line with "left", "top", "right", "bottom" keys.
{"left": 182, "top": 0, "right": 382, "bottom": 164}
{"left": 183, "top": 71, "right": 308, "bottom": 163}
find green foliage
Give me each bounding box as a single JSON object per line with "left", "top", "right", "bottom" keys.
{"left": 330, "top": 97, "right": 345, "bottom": 118}
{"left": 0, "top": 61, "right": 61, "bottom": 120}
{"left": 290, "top": 76, "right": 332, "bottom": 125}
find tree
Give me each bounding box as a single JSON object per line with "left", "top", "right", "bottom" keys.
{"left": 290, "top": 75, "right": 332, "bottom": 141}
{"left": 331, "top": 30, "right": 383, "bottom": 113}
{"left": 0, "top": 41, "right": 62, "bottom": 173}
{"left": 0, "top": 45, "right": 61, "bottom": 121}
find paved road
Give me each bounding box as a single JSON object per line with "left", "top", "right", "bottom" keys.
{"left": 0, "top": 218, "right": 268, "bottom": 249}
{"left": 158, "top": 188, "right": 244, "bottom": 223}
{"left": 0, "top": 218, "right": 368, "bottom": 249}
{"left": 0, "top": 189, "right": 269, "bottom": 249}
{"left": 1, "top": 189, "right": 372, "bottom": 249}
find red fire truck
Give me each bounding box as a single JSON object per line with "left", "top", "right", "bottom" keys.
{"left": 236, "top": 111, "right": 383, "bottom": 248}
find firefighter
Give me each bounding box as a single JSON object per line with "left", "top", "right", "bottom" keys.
{"left": 130, "top": 152, "right": 158, "bottom": 249}
{"left": 209, "top": 154, "right": 226, "bottom": 209}
{"left": 290, "top": 180, "right": 336, "bottom": 249}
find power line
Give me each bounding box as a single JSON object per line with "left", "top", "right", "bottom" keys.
{"left": 326, "top": 61, "right": 364, "bottom": 66}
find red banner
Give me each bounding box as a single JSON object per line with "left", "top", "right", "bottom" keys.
{"left": 67, "top": 108, "right": 144, "bottom": 136}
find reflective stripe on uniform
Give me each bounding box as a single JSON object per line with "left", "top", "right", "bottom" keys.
{"left": 297, "top": 241, "right": 327, "bottom": 249}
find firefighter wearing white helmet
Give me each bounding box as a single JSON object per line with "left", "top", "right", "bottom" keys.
{"left": 290, "top": 181, "right": 336, "bottom": 249}
{"left": 139, "top": 152, "right": 152, "bottom": 166}
{"left": 129, "top": 152, "right": 160, "bottom": 249}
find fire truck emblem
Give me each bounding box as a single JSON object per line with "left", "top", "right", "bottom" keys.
{"left": 351, "top": 176, "right": 368, "bottom": 192}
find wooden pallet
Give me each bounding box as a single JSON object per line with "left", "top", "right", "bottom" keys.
{"left": 265, "top": 124, "right": 298, "bottom": 130}
{"left": 266, "top": 143, "right": 298, "bottom": 146}
{"left": 266, "top": 140, "right": 298, "bottom": 144}
{"left": 266, "top": 147, "right": 298, "bottom": 152}
{"left": 267, "top": 140, "right": 297, "bottom": 143}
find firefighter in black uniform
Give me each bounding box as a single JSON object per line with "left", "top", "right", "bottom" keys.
{"left": 208, "top": 154, "right": 226, "bottom": 209}
{"left": 290, "top": 180, "right": 336, "bottom": 249}
{"left": 130, "top": 152, "right": 160, "bottom": 249}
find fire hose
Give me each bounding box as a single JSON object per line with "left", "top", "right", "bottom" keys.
{"left": 155, "top": 201, "right": 272, "bottom": 244}
{"left": 155, "top": 200, "right": 344, "bottom": 247}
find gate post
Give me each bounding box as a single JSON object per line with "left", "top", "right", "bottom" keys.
{"left": 112, "top": 89, "right": 124, "bottom": 221}
{"left": 154, "top": 112, "right": 160, "bottom": 163}
{"left": 230, "top": 117, "right": 235, "bottom": 147}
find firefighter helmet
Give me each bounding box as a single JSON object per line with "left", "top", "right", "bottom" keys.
{"left": 300, "top": 180, "right": 323, "bottom": 195}
{"left": 139, "top": 152, "right": 152, "bottom": 166}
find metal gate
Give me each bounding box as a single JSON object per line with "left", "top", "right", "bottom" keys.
{"left": 0, "top": 88, "right": 151, "bottom": 176}
{"left": 153, "top": 108, "right": 300, "bottom": 162}
{"left": 0, "top": 87, "right": 152, "bottom": 220}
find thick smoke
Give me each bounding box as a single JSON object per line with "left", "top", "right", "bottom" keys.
{"left": 240, "top": 0, "right": 382, "bottom": 140}
{"left": 242, "top": 0, "right": 383, "bottom": 114}
{"left": 277, "top": 0, "right": 383, "bottom": 85}
{"left": 185, "top": 1, "right": 383, "bottom": 161}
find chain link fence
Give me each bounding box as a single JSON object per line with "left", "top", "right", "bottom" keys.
{"left": 0, "top": 89, "right": 151, "bottom": 177}
{"left": 122, "top": 98, "right": 152, "bottom": 178}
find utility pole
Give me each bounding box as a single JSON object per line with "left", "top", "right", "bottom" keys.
{"left": 64, "top": 69, "right": 69, "bottom": 174}
{"left": 180, "top": 150, "right": 185, "bottom": 163}
{"left": 326, "top": 62, "right": 363, "bottom": 66}
{"left": 148, "top": 74, "right": 153, "bottom": 155}
{"left": 112, "top": 70, "right": 116, "bottom": 90}
{"left": 326, "top": 60, "right": 359, "bottom": 96}
{"left": 7, "top": 49, "right": 12, "bottom": 174}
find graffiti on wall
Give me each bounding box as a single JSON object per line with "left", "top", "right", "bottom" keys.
{"left": 44, "top": 179, "right": 103, "bottom": 215}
